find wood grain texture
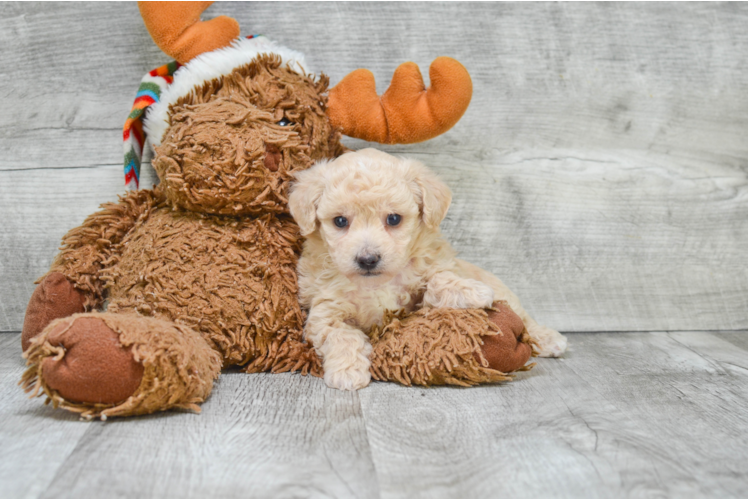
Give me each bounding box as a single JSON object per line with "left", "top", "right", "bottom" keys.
{"left": 1, "top": 2, "right": 747, "bottom": 333}
{"left": 2, "top": 331, "right": 748, "bottom": 498}
{"left": 2, "top": 3, "right": 748, "bottom": 498}
{"left": 0, "top": 334, "right": 92, "bottom": 499}
{"left": 42, "top": 372, "right": 379, "bottom": 499}
{"left": 358, "top": 331, "right": 748, "bottom": 498}
{"left": 0, "top": 334, "right": 379, "bottom": 499}
{"left": 3, "top": 2, "right": 748, "bottom": 170}
{"left": 1, "top": 148, "right": 746, "bottom": 332}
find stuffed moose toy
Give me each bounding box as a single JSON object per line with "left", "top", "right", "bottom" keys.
{"left": 20, "top": 2, "right": 534, "bottom": 419}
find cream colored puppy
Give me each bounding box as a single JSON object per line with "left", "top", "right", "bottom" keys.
{"left": 289, "top": 149, "right": 567, "bottom": 391}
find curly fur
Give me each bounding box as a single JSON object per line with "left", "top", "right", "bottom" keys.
{"left": 290, "top": 149, "right": 567, "bottom": 390}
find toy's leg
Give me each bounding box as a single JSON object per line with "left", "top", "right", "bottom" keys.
{"left": 21, "top": 272, "right": 87, "bottom": 352}
{"left": 246, "top": 335, "right": 323, "bottom": 378}
{"left": 369, "top": 301, "right": 534, "bottom": 387}
{"left": 454, "top": 259, "right": 568, "bottom": 357}
{"left": 21, "top": 312, "right": 221, "bottom": 419}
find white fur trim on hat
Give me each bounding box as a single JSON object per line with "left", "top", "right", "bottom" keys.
{"left": 144, "top": 36, "right": 309, "bottom": 147}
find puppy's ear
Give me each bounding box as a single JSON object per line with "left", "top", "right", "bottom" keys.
{"left": 408, "top": 161, "right": 452, "bottom": 228}
{"left": 289, "top": 163, "right": 326, "bottom": 236}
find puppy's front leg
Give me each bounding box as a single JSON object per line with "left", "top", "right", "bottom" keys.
{"left": 423, "top": 271, "right": 495, "bottom": 309}
{"left": 306, "top": 301, "right": 372, "bottom": 391}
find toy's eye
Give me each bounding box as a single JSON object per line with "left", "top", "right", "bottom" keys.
{"left": 333, "top": 216, "right": 348, "bottom": 228}
{"left": 386, "top": 214, "right": 402, "bottom": 226}
{"left": 277, "top": 117, "right": 293, "bottom": 126}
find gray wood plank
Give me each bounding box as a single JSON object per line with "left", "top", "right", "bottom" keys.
{"left": 359, "top": 331, "right": 748, "bottom": 498}
{"left": 0, "top": 333, "right": 91, "bottom": 499}
{"left": 3, "top": 329, "right": 748, "bottom": 498}
{"left": 0, "top": 333, "right": 378, "bottom": 498}
{"left": 426, "top": 148, "right": 748, "bottom": 333}
{"left": 0, "top": 2, "right": 159, "bottom": 170}
{"left": 713, "top": 331, "right": 748, "bottom": 353}
{"left": 2, "top": 148, "right": 746, "bottom": 332}
{"left": 3, "top": 2, "right": 748, "bottom": 170}
{"left": 2, "top": 2, "right": 747, "bottom": 332}
{"left": 41, "top": 372, "right": 379, "bottom": 498}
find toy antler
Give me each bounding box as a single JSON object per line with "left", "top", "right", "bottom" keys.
{"left": 326, "top": 57, "right": 473, "bottom": 144}
{"left": 138, "top": 1, "right": 239, "bottom": 64}
{"left": 137, "top": 2, "right": 472, "bottom": 143}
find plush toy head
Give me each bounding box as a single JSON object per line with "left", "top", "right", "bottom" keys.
{"left": 126, "top": 2, "right": 473, "bottom": 195}
{"left": 149, "top": 51, "right": 342, "bottom": 216}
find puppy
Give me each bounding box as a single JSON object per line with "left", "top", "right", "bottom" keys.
{"left": 289, "top": 149, "right": 567, "bottom": 390}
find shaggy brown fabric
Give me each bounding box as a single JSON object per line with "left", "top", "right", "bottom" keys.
{"left": 47, "top": 188, "right": 166, "bottom": 308}
{"left": 153, "top": 55, "right": 346, "bottom": 217}
{"left": 21, "top": 272, "right": 86, "bottom": 352}
{"left": 368, "top": 304, "right": 533, "bottom": 387}
{"left": 41, "top": 316, "right": 144, "bottom": 404}
{"left": 21, "top": 312, "right": 222, "bottom": 420}
{"left": 18, "top": 52, "right": 499, "bottom": 419}
{"left": 100, "top": 206, "right": 320, "bottom": 374}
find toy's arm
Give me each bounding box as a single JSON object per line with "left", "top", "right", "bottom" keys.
{"left": 22, "top": 189, "right": 164, "bottom": 351}
{"left": 47, "top": 188, "right": 164, "bottom": 305}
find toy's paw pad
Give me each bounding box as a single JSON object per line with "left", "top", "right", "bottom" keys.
{"left": 323, "top": 361, "right": 372, "bottom": 391}
{"left": 42, "top": 316, "right": 144, "bottom": 404}
{"left": 479, "top": 301, "right": 533, "bottom": 372}
{"left": 529, "top": 324, "right": 568, "bottom": 357}
{"left": 22, "top": 272, "right": 86, "bottom": 352}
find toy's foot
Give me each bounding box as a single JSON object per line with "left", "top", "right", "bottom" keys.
{"left": 22, "top": 272, "right": 87, "bottom": 352}
{"left": 479, "top": 301, "right": 534, "bottom": 373}
{"left": 527, "top": 323, "right": 568, "bottom": 358}
{"left": 41, "top": 316, "right": 145, "bottom": 405}
{"left": 369, "top": 304, "right": 531, "bottom": 387}
{"left": 21, "top": 312, "right": 222, "bottom": 419}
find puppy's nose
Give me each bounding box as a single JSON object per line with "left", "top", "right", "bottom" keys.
{"left": 356, "top": 252, "right": 381, "bottom": 271}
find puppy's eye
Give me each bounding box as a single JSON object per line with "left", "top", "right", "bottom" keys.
{"left": 386, "top": 214, "right": 402, "bottom": 226}
{"left": 333, "top": 216, "right": 348, "bottom": 228}
{"left": 277, "top": 117, "right": 293, "bottom": 126}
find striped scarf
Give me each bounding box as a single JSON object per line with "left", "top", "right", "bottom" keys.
{"left": 123, "top": 61, "right": 181, "bottom": 190}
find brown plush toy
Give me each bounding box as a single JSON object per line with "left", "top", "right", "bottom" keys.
{"left": 20, "top": 2, "right": 533, "bottom": 419}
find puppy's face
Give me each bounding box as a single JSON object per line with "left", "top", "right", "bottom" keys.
{"left": 289, "top": 149, "right": 452, "bottom": 285}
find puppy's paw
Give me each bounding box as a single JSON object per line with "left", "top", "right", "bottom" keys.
{"left": 324, "top": 360, "right": 372, "bottom": 391}
{"left": 528, "top": 324, "right": 568, "bottom": 357}
{"left": 424, "top": 273, "right": 495, "bottom": 309}
{"left": 320, "top": 334, "right": 373, "bottom": 391}
{"left": 467, "top": 280, "right": 496, "bottom": 309}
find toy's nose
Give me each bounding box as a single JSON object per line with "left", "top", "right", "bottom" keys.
{"left": 356, "top": 252, "right": 381, "bottom": 271}
{"left": 264, "top": 144, "right": 281, "bottom": 172}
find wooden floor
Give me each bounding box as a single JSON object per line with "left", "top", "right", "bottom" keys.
{"left": 2, "top": 2, "right": 748, "bottom": 498}
{"left": 2, "top": 330, "right": 748, "bottom": 498}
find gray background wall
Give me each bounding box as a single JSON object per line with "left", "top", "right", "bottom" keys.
{"left": 1, "top": 2, "right": 747, "bottom": 333}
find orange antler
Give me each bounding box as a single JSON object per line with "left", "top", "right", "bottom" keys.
{"left": 327, "top": 57, "right": 473, "bottom": 144}
{"left": 138, "top": 1, "right": 240, "bottom": 64}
